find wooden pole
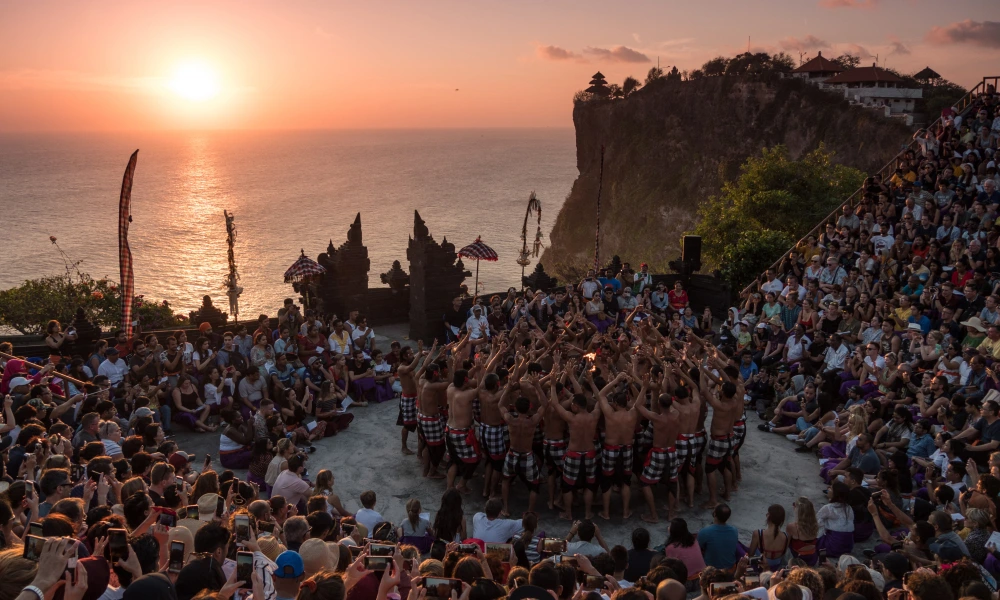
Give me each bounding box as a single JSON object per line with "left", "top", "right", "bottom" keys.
{"left": 0, "top": 351, "right": 89, "bottom": 388}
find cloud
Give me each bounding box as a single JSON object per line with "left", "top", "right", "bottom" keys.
{"left": 0, "top": 69, "right": 161, "bottom": 93}
{"left": 887, "top": 36, "right": 911, "bottom": 55}
{"left": 778, "top": 35, "right": 829, "bottom": 53}
{"left": 819, "top": 0, "right": 877, "bottom": 8}
{"left": 840, "top": 43, "right": 874, "bottom": 59}
{"left": 582, "top": 45, "right": 650, "bottom": 63}
{"left": 926, "top": 20, "right": 1000, "bottom": 48}
{"left": 536, "top": 45, "right": 582, "bottom": 61}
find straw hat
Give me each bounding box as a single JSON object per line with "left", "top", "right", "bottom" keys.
{"left": 258, "top": 534, "right": 286, "bottom": 562}
{"left": 961, "top": 316, "right": 988, "bottom": 333}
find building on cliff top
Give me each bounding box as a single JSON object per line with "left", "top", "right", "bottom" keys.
{"left": 789, "top": 51, "right": 842, "bottom": 82}
{"left": 819, "top": 63, "right": 922, "bottom": 126}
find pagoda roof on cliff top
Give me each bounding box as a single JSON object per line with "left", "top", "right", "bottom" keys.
{"left": 791, "top": 51, "right": 842, "bottom": 74}
{"left": 914, "top": 66, "right": 941, "bottom": 80}
{"left": 824, "top": 64, "right": 906, "bottom": 85}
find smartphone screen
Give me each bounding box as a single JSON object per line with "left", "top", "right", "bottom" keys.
{"left": 109, "top": 528, "right": 129, "bottom": 561}
{"left": 422, "top": 577, "right": 462, "bottom": 599}
{"left": 710, "top": 583, "right": 738, "bottom": 596}
{"left": 236, "top": 551, "right": 254, "bottom": 588}
{"left": 235, "top": 515, "right": 250, "bottom": 543}
{"left": 541, "top": 538, "right": 566, "bottom": 553}
{"left": 186, "top": 505, "right": 199, "bottom": 520}
{"left": 29, "top": 522, "right": 43, "bottom": 537}
{"left": 158, "top": 512, "right": 177, "bottom": 528}
{"left": 458, "top": 543, "right": 478, "bottom": 554}
{"left": 217, "top": 497, "right": 225, "bottom": 517}
{"left": 364, "top": 556, "right": 392, "bottom": 572}
{"left": 169, "top": 541, "right": 185, "bottom": 573}
{"left": 369, "top": 543, "right": 396, "bottom": 557}
{"left": 22, "top": 535, "right": 45, "bottom": 561}
{"left": 485, "top": 543, "right": 511, "bottom": 556}
{"left": 89, "top": 470, "right": 103, "bottom": 483}
{"left": 71, "top": 465, "right": 85, "bottom": 482}
{"left": 583, "top": 575, "right": 604, "bottom": 591}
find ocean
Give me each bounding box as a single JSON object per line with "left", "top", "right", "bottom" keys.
{"left": 0, "top": 129, "right": 577, "bottom": 317}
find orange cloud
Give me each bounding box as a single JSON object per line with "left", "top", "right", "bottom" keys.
{"left": 778, "top": 35, "right": 829, "bottom": 53}
{"left": 927, "top": 20, "right": 1000, "bottom": 48}
{"left": 536, "top": 45, "right": 582, "bottom": 61}
{"left": 582, "top": 46, "right": 650, "bottom": 63}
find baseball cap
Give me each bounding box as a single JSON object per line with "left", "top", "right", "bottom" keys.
{"left": 133, "top": 407, "right": 154, "bottom": 419}
{"left": 168, "top": 451, "right": 194, "bottom": 471}
{"left": 308, "top": 356, "right": 320, "bottom": 366}
{"left": 106, "top": 347, "right": 120, "bottom": 355}
{"left": 8, "top": 377, "right": 30, "bottom": 389}
{"left": 197, "top": 493, "right": 221, "bottom": 521}
{"left": 274, "top": 550, "right": 305, "bottom": 579}
{"left": 199, "top": 322, "right": 212, "bottom": 333}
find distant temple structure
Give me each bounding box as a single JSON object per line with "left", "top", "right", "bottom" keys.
{"left": 789, "top": 51, "right": 842, "bottom": 83}
{"left": 819, "top": 63, "right": 923, "bottom": 125}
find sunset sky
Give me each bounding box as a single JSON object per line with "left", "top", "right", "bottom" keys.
{"left": 1, "top": 0, "right": 998, "bottom": 131}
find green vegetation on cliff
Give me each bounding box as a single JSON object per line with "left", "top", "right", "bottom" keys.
{"left": 692, "top": 145, "right": 865, "bottom": 291}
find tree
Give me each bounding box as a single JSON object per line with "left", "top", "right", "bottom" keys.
{"left": 701, "top": 56, "right": 729, "bottom": 77}
{"left": 609, "top": 83, "right": 624, "bottom": 99}
{"left": 622, "top": 76, "right": 641, "bottom": 98}
{"left": 691, "top": 144, "right": 865, "bottom": 285}
{"left": 644, "top": 66, "right": 664, "bottom": 85}
{"left": 721, "top": 230, "right": 796, "bottom": 292}
{"left": 688, "top": 69, "right": 705, "bottom": 80}
{"left": 665, "top": 66, "right": 682, "bottom": 81}
{"left": 833, "top": 54, "right": 860, "bottom": 70}
{"left": 0, "top": 272, "right": 184, "bottom": 334}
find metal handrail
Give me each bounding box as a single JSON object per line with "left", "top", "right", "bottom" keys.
{"left": 738, "top": 76, "right": 993, "bottom": 298}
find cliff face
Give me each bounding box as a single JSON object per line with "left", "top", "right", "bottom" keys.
{"left": 542, "top": 76, "right": 913, "bottom": 276}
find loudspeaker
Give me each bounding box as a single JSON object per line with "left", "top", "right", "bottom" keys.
{"left": 682, "top": 235, "right": 702, "bottom": 271}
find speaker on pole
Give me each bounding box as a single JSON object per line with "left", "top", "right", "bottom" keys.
{"left": 682, "top": 235, "right": 702, "bottom": 272}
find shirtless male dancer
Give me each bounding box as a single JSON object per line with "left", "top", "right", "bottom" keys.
{"left": 700, "top": 365, "right": 741, "bottom": 510}
{"left": 417, "top": 361, "right": 449, "bottom": 479}
{"left": 635, "top": 388, "right": 682, "bottom": 523}
{"left": 479, "top": 342, "right": 511, "bottom": 499}
{"left": 671, "top": 365, "right": 704, "bottom": 509}
{"left": 541, "top": 373, "right": 573, "bottom": 510}
{"left": 595, "top": 372, "right": 642, "bottom": 520}
{"left": 499, "top": 376, "right": 549, "bottom": 515}
{"left": 446, "top": 368, "right": 482, "bottom": 494}
{"left": 396, "top": 341, "right": 427, "bottom": 455}
{"left": 551, "top": 371, "right": 602, "bottom": 520}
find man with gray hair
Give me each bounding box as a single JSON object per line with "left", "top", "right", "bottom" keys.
{"left": 283, "top": 515, "right": 309, "bottom": 552}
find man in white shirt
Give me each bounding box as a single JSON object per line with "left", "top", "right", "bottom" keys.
{"left": 97, "top": 348, "right": 129, "bottom": 386}
{"left": 760, "top": 269, "right": 784, "bottom": 296}
{"left": 822, "top": 334, "right": 850, "bottom": 374}
{"left": 780, "top": 275, "right": 807, "bottom": 301}
{"left": 465, "top": 306, "right": 490, "bottom": 341}
{"left": 579, "top": 270, "right": 601, "bottom": 300}
{"left": 564, "top": 519, "right": 608, "bottom": 558}
{"left": 471, "top": 498, "right": 523, "bottom": 543}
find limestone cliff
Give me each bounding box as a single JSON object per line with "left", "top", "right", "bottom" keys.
{"left": 542, "top": 76, "right": 913, "bottom": 276}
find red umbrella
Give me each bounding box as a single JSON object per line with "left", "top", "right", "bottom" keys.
{"left": 458, "top": 236, "right": 498, "bottom": 300}
{"left": 284, "top": 250, "right": 326, "bottom": 283}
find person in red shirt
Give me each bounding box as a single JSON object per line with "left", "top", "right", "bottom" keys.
{"left": 668, "top": 281, "right": 689, "bottom": 312}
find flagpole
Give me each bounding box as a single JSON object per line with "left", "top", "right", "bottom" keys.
{"left": 118, "top": 150, "right": 139, "bottom": 338}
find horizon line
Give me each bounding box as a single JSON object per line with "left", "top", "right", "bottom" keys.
{"left": 0, "top": 125, "right": 577, "bottom": 135}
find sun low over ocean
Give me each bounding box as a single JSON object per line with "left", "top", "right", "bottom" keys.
{"left": 0, "top": 128, "right": 576, "bottom": 315}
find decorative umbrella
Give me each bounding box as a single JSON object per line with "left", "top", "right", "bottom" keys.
{"left": 458, "top": 236, "right": 498, "bottom": 301}
{"left": 284, "top": 250, "right": 326, "bottom": 282}
{"left": 284, "top": 250, "right": 327, "bottom": 308}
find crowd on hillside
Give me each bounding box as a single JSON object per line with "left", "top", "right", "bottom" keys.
{"left": 2, "top": 90, "right": 1000, "bottom": 600}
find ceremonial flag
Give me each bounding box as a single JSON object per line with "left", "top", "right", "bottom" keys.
{"left": 119, "top": 150, "right": 138, "bottom": 338}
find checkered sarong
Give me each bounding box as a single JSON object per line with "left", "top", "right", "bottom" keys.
{"left": 677, "top": 432, "right": 702, "bottom": 476}
{"left": 562, "top": 449, "right": 598, "bottom": 488}
{"left": 418, "top": 412, "right": 445, "bottom": 446}
{"left": 639, "top": 446, "right": 673, "bottom": 485}
{"left": 543, "top": 438, "right": 567, "bottom": 472}
{"left": 706, "top": 434, "right": 735, "bottom": 466}
{"left": 479, "top": 423, "right": 509, "bottom": 461}
{"left": 503, "top": 449, "right": 540, "bottom": 484}
{"left": 733, "top": 413, "right": 747, "bottom": 452}
{"left": 446, "top": 426, "right": 481, "bottom": 464}
{"left": 601, "top": 443, "right": 634, "bottom": 477}
{"left": 398, "top": 394, "right": 417, "bottom": 427}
